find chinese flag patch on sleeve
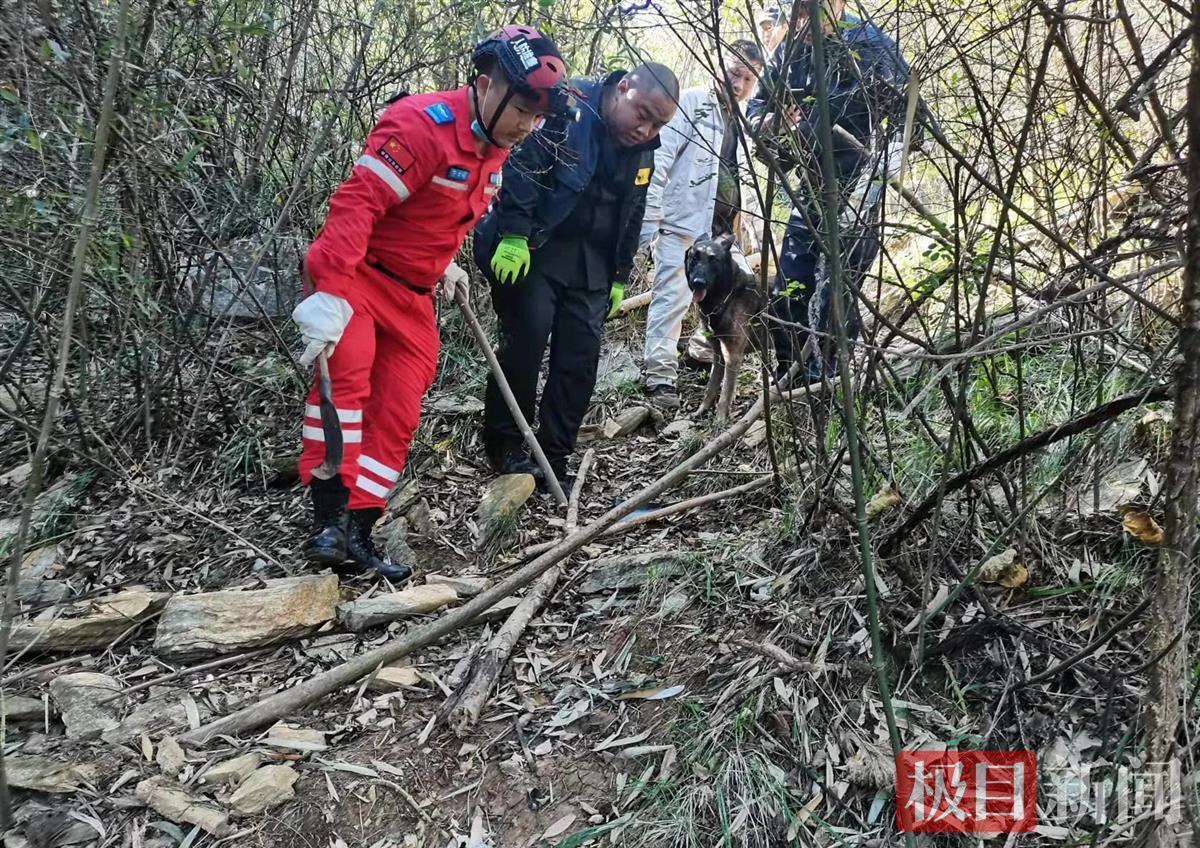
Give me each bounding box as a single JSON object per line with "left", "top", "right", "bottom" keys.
{"left": 377, "top": 136, "right": 415, "bottom": 175}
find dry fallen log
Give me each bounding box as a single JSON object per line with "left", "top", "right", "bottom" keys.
{"left": 180, "top": 392, "right": 773, "bottom": 744}
{"left": 450, "top": 449, "right": 597, "bottom": 732}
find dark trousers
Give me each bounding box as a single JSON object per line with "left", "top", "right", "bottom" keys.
{"left": 482, "top": 257, "right": 610, "bottom": 461}
{"left": 769, "top": 210, "right": 880, "bottom": 379}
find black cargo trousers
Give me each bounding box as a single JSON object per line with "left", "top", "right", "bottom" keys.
{"left": 475, "top": 233, "right": 611, "bottom": 463}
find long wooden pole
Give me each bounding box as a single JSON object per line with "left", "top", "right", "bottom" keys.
{"left": 454, "top": 291, "right": 568, "bottom": 506}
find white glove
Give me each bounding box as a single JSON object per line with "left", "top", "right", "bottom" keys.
{"left": 292, "top": 291, "right": 353, "bottom": 367}
{"left": 439, "top": 261, "right": 470, "bottom": 305}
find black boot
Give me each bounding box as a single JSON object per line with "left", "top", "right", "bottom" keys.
{"left": 302, "top": 478, "right": 349, "bottom": 566}
{"left": 497, "top": 447, "right": 539, "bottom": 476}
{"left": 484, "top": 431, "right": 539, "bottom": 476}
{"left": 535, "top": 455, "right": 573, "bottom": 495}
{"left": 344, "top": 508, "right": 413, "bottom": 584}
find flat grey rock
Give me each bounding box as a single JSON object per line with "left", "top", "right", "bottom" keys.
{"left": 154, "top": 575, "right": 338, "bottom": 657}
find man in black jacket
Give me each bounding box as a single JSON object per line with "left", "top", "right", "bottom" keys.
{"left": 474, "top": 63, "right": 679, "bottom": 487}
{"left": 750, "top": 0, "right": 910, "bottom": 382}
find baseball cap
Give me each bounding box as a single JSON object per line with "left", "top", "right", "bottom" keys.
{"left": 757, "top": 5, "right": 786, "bottom": 24}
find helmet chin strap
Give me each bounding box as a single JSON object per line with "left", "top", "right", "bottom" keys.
{"left": 470, "top": 76, "right": 518, "bottom": 147}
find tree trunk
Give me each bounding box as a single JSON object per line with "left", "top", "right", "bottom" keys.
{"left": 1142, "top": 11, "right": 1200, "bottom": 847}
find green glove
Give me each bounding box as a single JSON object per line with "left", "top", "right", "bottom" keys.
{"left": 491, "top": 235, "right": 530, "bottom": 285}
{"left": 607, "top": 282, "right": 625, "bottom": 318}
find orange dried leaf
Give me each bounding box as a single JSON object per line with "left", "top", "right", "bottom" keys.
{"left": 1121, "top": 509, "right": 1163, "bottom": 545}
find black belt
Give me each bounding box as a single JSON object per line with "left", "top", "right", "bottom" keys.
{"left": 367, "top": 259, "right": 434, "bottom": 296}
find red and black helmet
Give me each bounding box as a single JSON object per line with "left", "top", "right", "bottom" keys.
{"left": 472, "top": 25, "right": 570, "bottom": 117}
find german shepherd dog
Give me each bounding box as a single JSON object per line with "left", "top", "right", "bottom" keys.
{"left": 685, "top": 233, "right": 772, "bottom": 424}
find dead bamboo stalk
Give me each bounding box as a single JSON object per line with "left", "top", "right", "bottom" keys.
{"left": 607, "top": 474, "right": 773, "bottom": 531}
{"left": 180, "top": 395, "right": 771, "bottom": 744}
{"left": 451, "top": 565, "right": 562, "bottom": 731}
{"left": 510, "top": 471, "right": 778, "bottom": 564}
{"left": 450, "top": 449, "right": 596, "bottom": 732}
{"left": 566, "top": 449, "right": 596, "bottom": 534}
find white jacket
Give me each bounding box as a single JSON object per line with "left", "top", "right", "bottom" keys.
{"left": 643, "top": 86, "right": 763, "bottom": 252}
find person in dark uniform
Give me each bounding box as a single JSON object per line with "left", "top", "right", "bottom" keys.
{"left": 750, "top": 0, "right": 910, "bottom": 382}
{"left": 474, "top": 63, "right": 679, "bottom": 487}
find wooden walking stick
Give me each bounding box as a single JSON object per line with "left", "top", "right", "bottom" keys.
{"left": 453, "top": 290, "right": 568, "bottom": 506}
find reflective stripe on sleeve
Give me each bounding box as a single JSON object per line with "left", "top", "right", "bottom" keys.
{"left": 356, "top": 155, "right": 412, "bottom": 201}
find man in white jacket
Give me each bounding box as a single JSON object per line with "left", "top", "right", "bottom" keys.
{"left": 639, "top": 40, "right": 766, "bottom": 410}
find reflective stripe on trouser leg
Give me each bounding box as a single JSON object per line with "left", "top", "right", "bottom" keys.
{"left": 352, "top": 454, "right": 401, "bottom": 501}
{"left": 642, "top": 230, "right": 695, "bottom": 389}
{"left": 350, "top": 281, "right": 440, "bottom": 511}
{"left": 298, "top": 289, "right": 375, "bottom": 490}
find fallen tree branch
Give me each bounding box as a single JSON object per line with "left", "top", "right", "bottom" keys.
{"left": 883, "top": 383, "right": 1172, "bottom": 553}
{"left": 736, "top": 639, "right": 825, "bottom": 674}
{"left": 608, "top": 474, "right": 774, "bottom": 532}
{"left": 508, "top": 472, "right": 775, "bottom": 564}
{"left": 181, "top": 391, "right": 774, "bottom": 743}
{"left": 617, "top": 291, "right": 652, "bottom": 314}
{"left": 1016, "top": 596, "right": 1152, "bottom": 689}
{"left": 449, "top": 449, "right": 597, "bottom": 732}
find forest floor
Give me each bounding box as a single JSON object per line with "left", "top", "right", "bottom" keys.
{"left": 0, "top": 264, "right": 1171, "bottom": 848}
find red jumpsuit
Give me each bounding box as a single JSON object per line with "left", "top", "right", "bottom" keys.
{"left": 300, "top": 86, "right": 507, "bottom": 509}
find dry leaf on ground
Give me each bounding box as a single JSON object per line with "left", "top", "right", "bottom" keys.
{"left": 865, "top": 486, "right": 902, "bottom": 518}
{"left": 976, "top": 549, "right": 1028, "bottom": 588}
{"left": 1121, "top": 508, "right": 1163, "bottom": 545}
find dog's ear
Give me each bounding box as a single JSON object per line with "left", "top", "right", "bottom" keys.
{"left": 716, "top": 232, "right": 735, "bottom": 249}
{"left": 722, "top": 238, "right": 736, "bottom": 281}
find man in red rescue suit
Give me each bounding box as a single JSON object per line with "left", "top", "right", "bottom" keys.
{"left": 293, "top": 26, "right": 570, "bottom": 582}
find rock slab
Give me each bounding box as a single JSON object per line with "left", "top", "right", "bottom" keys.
{"left": 613, "top": 406, "right": 651, "bottom": 437}
{"left": 2, "top": 694, "right": 44, "bottom": 722}
{"left": 10, "top": 590, "right": 168, "bottom": 653}
{"left": 337, "top": 584, "right": 458, "bottom": 632}
{"left": 477, "top": 474, "right": 535, "bottom": 545}
{"left": 472, "top": 595, "right": 522, "bottom": 623}
{"left": 383, "top": 519, "right": 417, "bottom": 570}
{"left": 136, "top": 777, "right": 230, "bottom": 835}
{"left": 579, "top": 553, "right": 684, "bottom": 594}
{"left": 49, "top": 672, "right": 120, "bottom": 740}
{"left": 425, "top": 573, "right": 492, "bottom": 597}
{"left": 104, "top": 692, "right": 198, "bottom": 744}
{"left": 155, "top": 736, "right": 187, "bottom": 777}
{"left": 17, "top": 544, "right": 60, "bottom": 602}
{"left": 266, "top": 722, "right": 327, "bottom": 752}
{"left": 367, "top": 665, "right": 423, "bottom": 692}
{"left": 154, "top": 575, "right": 338, "bottom": 656}
{"left": 7, "top": 755, "right": 97, "bottom": 793}
{"left": 229, "top": 765, "right": 298, "bottom": 815}
{"left": 199, "top": 752, "right": 262, "bottom": 787}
